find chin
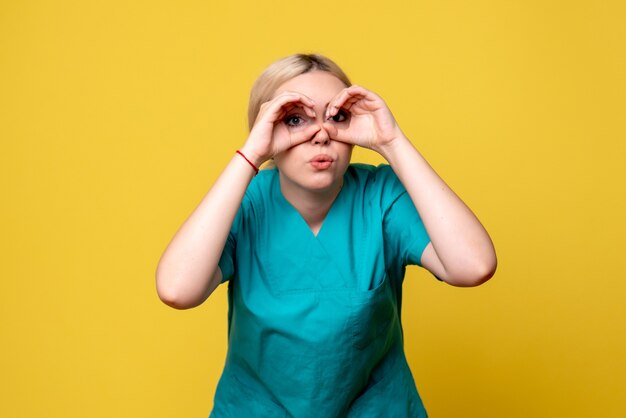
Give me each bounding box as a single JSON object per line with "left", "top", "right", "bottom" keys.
{"left": 278, "top": 163, "right": 347, "bottom": 195}
{"left": 305, "top": 179, "right": 332, "bottom": 191}
{"left": 306, "top": 174, "right": 342, "bottom": 193}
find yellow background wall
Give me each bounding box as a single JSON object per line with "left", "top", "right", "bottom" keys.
{"left": 1, "top": 1, "right": 624, "bottom": 417}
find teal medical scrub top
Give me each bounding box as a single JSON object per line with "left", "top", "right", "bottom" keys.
{"left": 211, "top": 164, "right": 433, "bottom": 418}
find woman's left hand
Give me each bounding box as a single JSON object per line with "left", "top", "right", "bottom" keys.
{"left": 322, "top": 85, "right": 405, "bottom": 153}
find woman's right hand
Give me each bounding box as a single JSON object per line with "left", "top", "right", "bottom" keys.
{"left": 239, "top": 92, "right": 320, "bottom": 166}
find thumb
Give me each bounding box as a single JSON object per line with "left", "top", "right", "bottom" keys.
{"left": 290, "top": 124, "right": 321, "bottom": 146}
{"left": 323, "top": 122, "right": 351, "bottom": 143}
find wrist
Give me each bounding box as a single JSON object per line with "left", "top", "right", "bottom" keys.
{"left": 235, "top": 149, "right": 261, "bottom": 175}
{"left": 238, "top": 144, "right": 267, "bottom": 168}
{"left": 376, "top": 132, "right": 412, "bottom": 162}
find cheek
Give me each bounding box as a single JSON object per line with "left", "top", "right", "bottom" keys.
{"left": 337, "top": 143, "right": 354, "bottom": 159}
{"left": 273, "top": 146, "right": 301, "bottom": 168}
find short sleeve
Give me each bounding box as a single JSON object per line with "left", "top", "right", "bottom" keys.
{"left": 217, "top": 231, "right": 236, "bottom": 283}
{"left": 217, "top": 204, "right": 243, "bottom": 284}
{"left": 377, "top": 165, "right": 431, "bottom": 267}
{"left": 216, "top": 169, "right": 273, "bottom": 284}
{"left": 384, "top": 191, "right": 431, "bottom": 266}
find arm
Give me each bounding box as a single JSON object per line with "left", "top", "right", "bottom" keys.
{"left": 156, "top": 92, "right": 320, "bottom": 309}
{"left": 323, "top": 85, "right": 497, "bottom": 287}
{"left": 378, "top": 137, "right": 497, "bottom": 286}
{"left": 155, "top": 154, "right": 256, "bottom": 309}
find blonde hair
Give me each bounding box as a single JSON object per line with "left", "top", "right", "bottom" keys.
{"left": 247, "top": 53, "right": 351, "bottom": 131}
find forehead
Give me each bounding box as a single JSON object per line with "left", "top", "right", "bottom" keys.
{"left": 273, "top": 71, "right": 347, "bottom": 101}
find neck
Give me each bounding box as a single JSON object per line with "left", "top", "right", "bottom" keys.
{"left": 279, "top": 177, "right": 343, "bottom": 234}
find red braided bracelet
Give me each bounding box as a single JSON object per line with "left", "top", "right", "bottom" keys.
{"left": 236, "top": 150, "right": 259, "bottom": 175}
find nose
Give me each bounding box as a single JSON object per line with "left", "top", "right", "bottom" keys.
{"left": 311, "top": 124, "right": 330, "bottom": 145}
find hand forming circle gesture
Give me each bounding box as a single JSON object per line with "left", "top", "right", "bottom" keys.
{"left": 322, "top": 85, "right": 405, "bottom": 153}
{"left": 242, "top": 92, "right": 321, "bottom": 165}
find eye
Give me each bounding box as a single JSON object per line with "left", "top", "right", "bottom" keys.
{"left": 284, "top": 114, "right": 305, "bottom": 127}
{"left": 330, "top": 110, "right": 349, "bottom": 123}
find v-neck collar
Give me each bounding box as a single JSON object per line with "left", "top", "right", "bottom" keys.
{"left": 271, "top": 169, "right": 348, "bottom": 239}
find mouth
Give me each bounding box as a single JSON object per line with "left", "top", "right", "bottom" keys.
{"left": 310, "top": 154, "right": 334, "bottom": 170}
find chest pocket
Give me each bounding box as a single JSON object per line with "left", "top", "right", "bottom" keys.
{"left": 350, "top": 273, "right": 398, "bottom": 350}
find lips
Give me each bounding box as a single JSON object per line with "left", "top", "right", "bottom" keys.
{"left": 311, "top": 154, "right": 333, "bottom": 163}
{"left": 310, "top": 154, "right": 334, "bottom": 170}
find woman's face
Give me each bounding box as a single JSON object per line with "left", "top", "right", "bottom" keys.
{"left": 271, "top": 70, "right": 353, "bottom": 196}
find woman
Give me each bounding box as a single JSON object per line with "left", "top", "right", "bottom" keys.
{"left": 156, "top": 53, "right": 497, "bottom": 417}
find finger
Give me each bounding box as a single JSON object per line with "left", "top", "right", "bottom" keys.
{"left": 339, "top": 95, "right": 363, "bottom": 112}
{"left": 278, "top": 104, "right": 316, "bottom": 124}
{"left": 259, "top": 93, "right": 316, "bottom": 124}
{"left": 323, "top": 122, "right": 338, "bottom": 138}
{"left": 326, "top": 89, "right": 352, "bottom": 119}
{"left": 326, "top": 86, "right": 372, "bottom": 118}
{"left": 281, "top": 101, "right": 316, "bottom": 119}
{"left": 274, "top": 91, "right": 316, "bottom": 107}
{"left": 323, "top": 122, "right": 354, "bottom": 144}
{"left": 277, "top": 90, "right": 316, "bottom": 107}
{"left": 275, "top": 91, "right": 316, "bottom": 117}
{"left": 289, "top": 124, "right": 321, "bottom": 148}
{"left": 343, "top": 85, "right": 379, "bottom": 102}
